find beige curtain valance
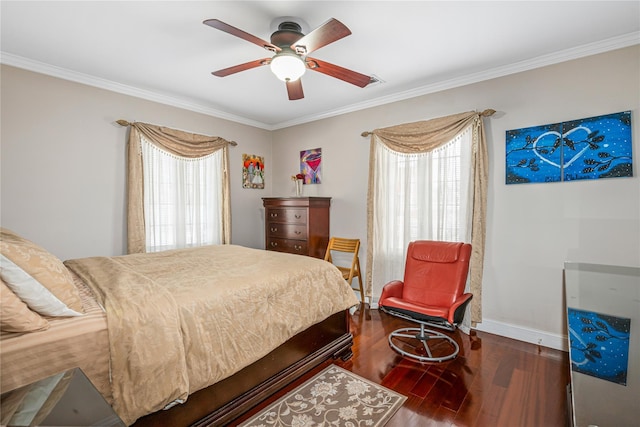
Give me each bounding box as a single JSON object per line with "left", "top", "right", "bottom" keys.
{"left": 364, "top": 109, "right": 494, "bottom": 325}
{"left": 361, "top": 109, "right": 495, "bottom": 153}
{"left": 117, "top": 120, "right": 234, "bottom": 254}
{"left": 116, "top": 120, "right": 237, "bottom": 157}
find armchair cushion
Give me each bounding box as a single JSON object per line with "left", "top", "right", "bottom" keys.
{"left": 381, "top": 296, "right": 449, "bottom": 320}
{"left": 402, "top": 241, "right": 471, "bottom": 309}
{"left": 409, "top": 241, "right": 465, "bottom": 263}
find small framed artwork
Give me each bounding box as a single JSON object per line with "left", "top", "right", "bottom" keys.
{"left": 567, "top": 307, "right": 631, "bottom": 385}
{"left": 242, "top": 154, "right": 264, "bottom": 189}
{"left": 300, "top": 148, "right": 322, "bottom": 184}
{"left": 506, "top": 111, "right": 632, "bottom": 184}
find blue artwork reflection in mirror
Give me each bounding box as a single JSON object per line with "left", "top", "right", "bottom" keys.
{"left": 567, "top": 307, "right": 631, "bottom": 386}
{"left": 506, "top": 111, "right": 632, "bottom": 184}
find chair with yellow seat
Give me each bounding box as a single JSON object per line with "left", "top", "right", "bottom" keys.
{"left": 324, "top": 237, "right": 365, "bottom": 304}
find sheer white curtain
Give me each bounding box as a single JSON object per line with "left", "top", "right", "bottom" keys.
{"left": 141, "top": 136, "right": 223, "bottom": 252}
{"left": 371, "top": 126, "right": 473, "bottom": 295}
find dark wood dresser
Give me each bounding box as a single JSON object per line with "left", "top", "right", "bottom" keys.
{"left": 262, "top": 197, "right": 331, "bottom": 258}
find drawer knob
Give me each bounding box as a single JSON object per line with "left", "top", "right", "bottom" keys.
{"left": 270, "top": 242, "right": 278, "bottom": 247}
{"left": 270, "top": 213, "right": 278, "bottom": 218}
{"left": 294, "top": 214, "right": 301, "bottom": 219}
{"left": 294, "top": 230, "right": 301, "bottom": 235}
{"left": 270, "top": 227, "right": 278, "bottom": 232}
{"left": 294, "top": 245, "right": 302, "bottom": 251}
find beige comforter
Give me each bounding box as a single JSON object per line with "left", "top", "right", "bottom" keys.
{"left": 64, "top": 244, "right": 358, "bottom": 425}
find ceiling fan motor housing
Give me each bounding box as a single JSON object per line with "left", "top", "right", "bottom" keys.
{"left": 270, "top": 22, "right": 304, "bottom": 49}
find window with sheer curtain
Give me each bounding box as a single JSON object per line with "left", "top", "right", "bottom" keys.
{"left": 371, "top": 126, "right": 473, "bottom": 293}
{"left": 141, "top": 136, "right": 223, "bottom": 252}
{"left": 365, "top": 110, "right": 492, "bottom": 325}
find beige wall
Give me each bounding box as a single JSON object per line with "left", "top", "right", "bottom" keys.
{"left": 271, "top": 46, "right": 640, "bottom": 348}
{"left": 1, "top": 65, "right": 273, "bottom": 260}
{"left": 2, "top": 46, "right": 639, "bottom": 348}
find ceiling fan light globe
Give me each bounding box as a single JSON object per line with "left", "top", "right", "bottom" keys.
{"left": 270, "top": 54, "right": 306, "bottom": 82}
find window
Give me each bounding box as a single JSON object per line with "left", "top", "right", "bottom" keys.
{"left": 372, "top": 126, "right": 473, "bottom": 290}
{"left": 141, "top": 137, "right": 223, "bottom": 252}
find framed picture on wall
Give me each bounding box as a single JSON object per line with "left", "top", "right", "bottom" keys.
{"left": 505, "top": 111, "right": 632, "bottom": 184}
{"left": 300, "top": 148, "right": 322, "bottom": 184}
{"left": 242, "top": 154, "right": 264, "bottom": 189}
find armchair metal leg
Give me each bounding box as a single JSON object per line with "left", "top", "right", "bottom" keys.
{"left": 388, "top": 323, "right": 459, "bottom": 363}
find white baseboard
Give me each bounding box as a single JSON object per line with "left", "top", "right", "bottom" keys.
{"left": 369, "top": 298, "right": 568, "bottom": 351}
{"left": 473, "top": 318, "right": 568, "bottom": 352}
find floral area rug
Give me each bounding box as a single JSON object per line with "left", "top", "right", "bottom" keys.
{"left": 239, "top": 364, "right": 406, "bottom": 427}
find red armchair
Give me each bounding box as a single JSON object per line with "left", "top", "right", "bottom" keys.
{"left": 379, "top": 240, "right": 472, "bottom": 362}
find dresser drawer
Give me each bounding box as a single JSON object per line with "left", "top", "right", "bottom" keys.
{"left": 266, "top": 238, "right": 308, "bottom": 255}
{"left": 266, "top": 208, "right": 307, "bottom": 224}
{"left": 266, "top": 223, "right": 307, "bottom": 240}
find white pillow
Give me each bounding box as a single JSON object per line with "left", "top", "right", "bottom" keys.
{"left": 0, "top": 255, "right": 83, "bottom": 317}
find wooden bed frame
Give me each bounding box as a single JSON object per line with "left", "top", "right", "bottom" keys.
{"left": 131, "top": 310, "right": 353, "bottom": 427}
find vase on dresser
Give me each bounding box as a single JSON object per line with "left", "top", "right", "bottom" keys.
{"left": 262, "top": 197, "right": 331, "bottom": 259}
{"left": 294, "top": 179, "right": 303, "bottom": 197}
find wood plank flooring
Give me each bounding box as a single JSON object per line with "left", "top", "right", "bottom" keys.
{"left": 233, "top": 305, "right": 570, "bottom": 427}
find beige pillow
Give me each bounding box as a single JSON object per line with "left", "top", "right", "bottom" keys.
{"left": 0, "top": 228, "right": 83, "bottom": 314}
{"left": 0, "top": 279, "right": 50, "bottom": 333}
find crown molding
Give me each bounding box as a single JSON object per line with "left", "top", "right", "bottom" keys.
{"left": 272, "top": 31, "right": 640, "bottom": 129}
{"left": 0, "top": 52, "right": 272, "bottom": 130}
{"left": 2, "top": 31, "right": 638, "bottom": 131}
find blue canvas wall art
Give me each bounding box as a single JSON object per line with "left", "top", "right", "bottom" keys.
{"left": 567, "top": 307, "right": 631, "bottom": 386}
{"left": 506, "top": 111, "right": 632, "bottom": 184}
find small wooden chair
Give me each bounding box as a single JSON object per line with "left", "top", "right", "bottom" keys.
{"left": 324, "top": 237, "right": 365, "bottom": 304}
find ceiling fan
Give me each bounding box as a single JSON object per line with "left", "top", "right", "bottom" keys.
{"left": 203, "top": 17, "right": 372, "bottom": 100}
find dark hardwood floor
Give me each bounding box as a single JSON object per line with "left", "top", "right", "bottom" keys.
{"left": 233, "top": 305, "right": 570, "bottom": 427}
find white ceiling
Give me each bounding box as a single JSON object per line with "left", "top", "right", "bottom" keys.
{"left": 2, "top": 1, "right": 639, "bottom": 130}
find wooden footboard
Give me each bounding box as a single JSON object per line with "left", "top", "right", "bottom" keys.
{"left": 132, "top": 310, "right": 353, "bottom": 427}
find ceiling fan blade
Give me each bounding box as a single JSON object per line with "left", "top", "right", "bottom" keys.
{"left": 286, "top": 79, "right": 304, "bottom": 100}
{"left": 291, "top": 18, "right": 351, "bottom": 54}
{"left": 305, "top": 58, "right": 371, "bottom": 88}
{"left": 204, "top": 19, "right": 280, "bottom": 52}
{"left": 212, "top": 58, "right": 270, "bottom": 77}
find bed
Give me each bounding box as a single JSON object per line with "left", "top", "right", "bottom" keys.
{"left": 0, "top": 228, "right": 359, "bottom": 426}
